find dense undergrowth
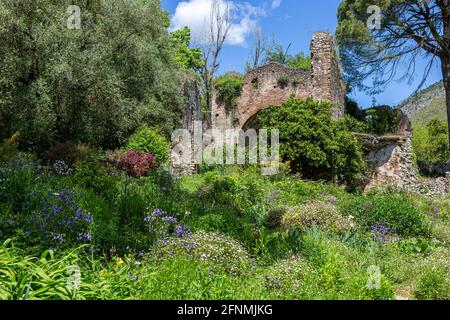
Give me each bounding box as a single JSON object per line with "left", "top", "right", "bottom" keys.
{"left": 0, "top": 153, "right": 448, "bottom": 300}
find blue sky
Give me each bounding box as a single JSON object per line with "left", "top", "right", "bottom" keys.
{"left": 161, "top": 0, "right": 443, "bottom": 108}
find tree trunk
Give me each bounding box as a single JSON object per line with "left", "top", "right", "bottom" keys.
{"left": 441, "top": 56, "right": 450, "bottom": 150}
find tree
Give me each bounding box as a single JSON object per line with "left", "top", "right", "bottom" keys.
{"left": 336, "top": 0, "right": 450, "bottom": 148}
{"left": 0, "top": 0, "right": 183, "bottom": 152}
{"left": 170, "top": 26, "right": 204, "bottom": 71}
{"left": 199, "top": 0, "right": 232, "bottom": 127}
{"left": 265, "top": 41, "right": 311, "bottom": 70}
{"left": 257, "top": 98, "right": 365, "bottom": 187}
{"left": 245, "top": 25, "right": 266, "bottom": 71}
{"left": 412, "top": 118, "right": 450, "bottom": 164}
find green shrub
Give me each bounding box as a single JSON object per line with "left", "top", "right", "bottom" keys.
{"left": 364, "top": 106, "right": 398, "bottom": 135}
{"left": 0, "top": 154, "right": 36, "bottom": 212}
{"left": 24, "top": 190, "right": 94, "bottom": 251}
{"left": 412, "top": 118, "right": 450, "bottom": 165}
{"left": 414, "top": 261, "right": 450, "bottom": 300}
{"left": 258, "top": 98, "right": 365, "bottom": 187}
{"left": 126, "top": 126, "right": 169, "bottom": 164}
{"left": 265, "top": 206, "right": 288, "bottom": 229}
{"left": 214, "top": 72, "right": 244, "bottom": 107}
{"left": 44, "top": 141, "right": 93, "bottom": 165}
{"left": 151, "top": 231, "right": 252, "bottom": 276}
{"left": 340, "top": 192, "right": 430, "bottom": 237}
{"left": 263, "top": 255, "right": 305, "bottom": 298}
{"left": 0, "top": 133, "right": 19, "bottom": 163}
{"left": 277, "top": 76, "right": 289, "bottom": 88}
{"left": 73, "top": 155, "right": 117, "bottom": 200}
{"left": 282, "top": 201, "right": 355, "bottom": 234}
{"left": 0, "top": 0, "right": 183, "bottom": 152}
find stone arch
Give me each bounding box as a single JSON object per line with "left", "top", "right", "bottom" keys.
{"left": 236, "top": 62, "right": 312, "bottom": 129}
{"left": 211, "top": 32, "right": 346, "bottom": 130}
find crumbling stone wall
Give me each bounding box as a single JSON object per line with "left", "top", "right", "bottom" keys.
{"left": 212, "top": 31, "right": 346, "bottom": 129}
{"left": 358, "top": 133, "right": 418, "bottom": 191}
{"left": 311, "top": 32, "right": 345, "bottom": 118}
{"left": 171, "top": 76, "right": 202, "bottom": 175}
{"left": 357, "top": 111, "right": 418, "bottom": 191}
{"left": 355, "top": 110, "right": 450, "bottom": 195}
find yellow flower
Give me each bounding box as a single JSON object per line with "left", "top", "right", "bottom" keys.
{"left": 117, "top": 257, "right": 124, "bottom": 265}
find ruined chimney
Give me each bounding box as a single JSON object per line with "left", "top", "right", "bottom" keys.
{"left": 310, "top": 32, "right": 345, "bottom": 118}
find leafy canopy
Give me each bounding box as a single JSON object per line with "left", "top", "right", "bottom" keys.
{"left": 170, "top": 26, "right": 204, "bottom": 71}
{"left": 0, "top": 0, "right": 183, "bottom": 152}
{"left": 258, "top": 98, "right": 366, "bottom": 187}
{"left": 266, "top": 44, "right": 311, "bottom": 71}
{"left": 336, "top": 0, "right": 447, "bottom": 92}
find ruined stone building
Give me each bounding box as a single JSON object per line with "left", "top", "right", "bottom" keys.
{"left": 174, "top": 32, "right": 448, "bottom": 194}
{"left": 212, "top": 32, "right": 346, "bottom": 130}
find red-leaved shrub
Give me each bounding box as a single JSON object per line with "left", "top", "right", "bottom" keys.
{"left": 116, "top": 150, "right": 155, "bottom": 177}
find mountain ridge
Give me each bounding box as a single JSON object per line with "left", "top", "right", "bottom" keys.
{"left": 398, "top": 81, "right": 446, "bottom": 125}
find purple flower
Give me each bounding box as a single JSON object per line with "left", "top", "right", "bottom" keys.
{"left": 77, "top": 233, "right": 93, "bottom": 241}
{"left": 52, "top": 235, "right": 64, "bottom": 242}
{"left": 330, "top": 197, "right": 337, "bottom": 205}
{"left": 371, "top": 222, "right": 394, "bottom": 242}
{"left": 163, "top": 216, "right": 177, "bottom": 224}
{"left": 173, "top": 224, "right": 191, "bottom": 238}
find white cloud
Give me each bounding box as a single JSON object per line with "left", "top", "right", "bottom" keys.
{"left": 170, "top": 0, "right": 265, "bottom": 46}
{"left": 271, "top": 0, "right": 282, "bottom": 9}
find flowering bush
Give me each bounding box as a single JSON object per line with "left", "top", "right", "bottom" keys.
{"left": 151, "top": 231, "right": 252, "bottom": 276}
{"left": 263, "top": 255, "right": 305, "bottom": 298}
{"left": 25, "top": 190, "right": 93, "bottom": 250}
{"left": 371, "top": 222, "right": 395, "bottom": 242}
{"left": 116, "top": 150, "right": 155, "bottom": 177}
{"left": 339, "top": 192, "right": 431, "bottom": 237}
{"left": 282, "top": 201, "right": 355, "bottom": 234}
{"left": 52, "top": 160, "right": 73, "bottom": 175}
{"left": 144, "top": 208, "right": 190, "bottom": 241}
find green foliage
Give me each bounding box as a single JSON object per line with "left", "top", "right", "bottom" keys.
{"left": 138, "top": 255, "right": 267, "bottom": 300}
{"left": 282, "top": 201, "right": 355, "bottom": 234}
{"left": 412, "top": 119, "right": 450, "bottom": 164}
{"left": 152, "top": 231, "right": 252, "bottom": 276}
{"left": 339, "top": 191, "right": 430, "bottom": 237}
{"left": 0, "top": 0, "right": 183, "bottom": 152}
{"left": 364, "top": 106, "right": 398, "bottom": 135}
{"left": 265, "top": 44, "right": 311, "bottom": 71}
{"left": 258, "top": 98, "right": 366, "bottom": 186}
{"left": 170, "top": 26, "right": 204, "bottom": 71}
{"left": 44, "top": 141, "right": 93, "bottom": 166}
{"left": 263, "top": 256, "right": 305, "bottom": 298}
{"left": 214, "top": 72, "right": 244, "bottom": 107}
{"left": 1, "top": 153, "right": 448, "bottom": 300}
{"left": 73, "top": 155, "right": 117, "bottom": 200}
{"left": 265, "top": 206, "right": 288, "bottom": 230}
{"left": 126, "top": 126, "right": 170, "bottom": 164}
{"left": 0, "top": 133, "right": 19, "bottom": 163}
{"left": 0, "top": 154, "right": 36, "bottom": 212}
{"left": 287, "top": 53, "right": 312, "bottom": 70}
{"left": 345, "top": 97, "right": 365, "bottom": 122}
{"left": 0, "top": 241, "right": 93, "bottom": 300}
{"left": 414, "top": 254, "right": 450, "bottom": 300}
{"left": 276, "top": 76, "right": 289, "bottom": 88}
